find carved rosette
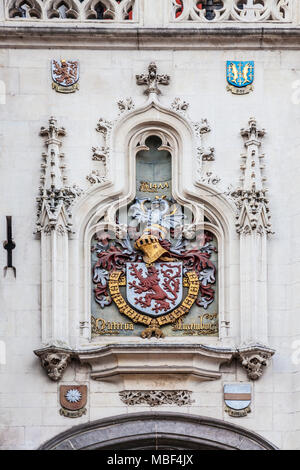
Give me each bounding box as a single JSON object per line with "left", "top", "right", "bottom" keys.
{"left": 119, "top": 390, "right": 193, "bottom": 407}
{"left": 237, "top": 345, "right": 275, "bottom": 381}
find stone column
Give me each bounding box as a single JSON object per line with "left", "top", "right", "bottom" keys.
{"left": 40, "top": 220, "right": 69, "bottom": 346}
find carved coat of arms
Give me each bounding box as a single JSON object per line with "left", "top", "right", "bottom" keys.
{"left": 91, "top": 198, "right": 217, "bottom": 339}
{"left": 127, "top": 261, "right": 183, "bottom": 315}
{"left": 226, "top": 61, "right": 254, "bottom": 95}
{"left": 59, "top": 385, "right": 87, "bottom": 418}
{"left": 224, "top": 384, "right": 251, "bottom": 417}
{"left": 51, "top": 59, "right": 79, "bottom": 93}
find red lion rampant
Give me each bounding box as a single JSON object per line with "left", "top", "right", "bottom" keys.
{"left": 128, "top": 263, "right": 181, "bottom": 313}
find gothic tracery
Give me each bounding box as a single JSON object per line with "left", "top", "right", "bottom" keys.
{"left": 7, "top": 0, "right": 136, "bottom": 20}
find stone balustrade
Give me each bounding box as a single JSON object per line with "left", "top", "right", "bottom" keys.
{"left": 1, "top": 0, "right": 299, "bottom": 26}
{"left": 171, "top": 0, "right": 293, "bottom": 23}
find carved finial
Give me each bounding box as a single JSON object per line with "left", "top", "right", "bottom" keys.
{"left": 136, "top": 62, "right": 170, "bottom": 96}
{"left": 239, "top": 117, "right": 265, "bottom": 192}
{"left": 231, "top": 118, "right": 272, "bottom": 235}
{"left": 36, "top": 117, "right": 82, "bottom": 235}
{"left": 240, "top": 117, "right": 265, "bottom": 142}
{"left": 40, "top": 116, "right": 66, "bottom": 142}
{"left": 39, "top": 116, "right": 66, "bottom": 191}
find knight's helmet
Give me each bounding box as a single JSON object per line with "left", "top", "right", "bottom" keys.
{"left": 134, "top": 234, "right": 169, "bottom": 264}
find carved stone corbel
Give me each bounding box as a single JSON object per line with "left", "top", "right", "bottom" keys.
{"left": 237, "top": 345, "right": 275, "bottom": 380}
{"left": 34, "top": 347, "right": 72, "bottom": 382}
{"left": 34, "top": 343, "right": 275, "bottom": 382}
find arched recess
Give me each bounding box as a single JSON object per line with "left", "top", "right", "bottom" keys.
{"left": 69, "top": 98, "right": 239, "bottom": 347}
{"left": 39, "top": 412, "right": 278, "bottom": 450}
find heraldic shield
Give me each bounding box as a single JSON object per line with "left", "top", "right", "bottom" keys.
{"left": 126, "top": 261, "right": 183, "bottom": 317}
{"left": 51, "top": 59, "right": 79, "bottom": 93}
{"left": 59, "top": 385, "right": 87, "bottom": 418}
{"left": 224, "top": 383, "right": 251, "bottom": 417}
{"left": 226, "top": 61, "right": 254, "bottom": 94}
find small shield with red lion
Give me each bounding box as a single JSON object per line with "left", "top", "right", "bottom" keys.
{"left": 51, "top": 59, "right": 79, "bottom": 93}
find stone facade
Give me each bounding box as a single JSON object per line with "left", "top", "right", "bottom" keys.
{"left": 0, "top": 0, "right": 300, "bottom": 450}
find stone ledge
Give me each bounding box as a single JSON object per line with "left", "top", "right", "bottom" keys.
{"left": 34, "top": 342, "right": 275, "bottom": 383}
{"left": 1, "top": 26, "right": 300, "bottom": 49}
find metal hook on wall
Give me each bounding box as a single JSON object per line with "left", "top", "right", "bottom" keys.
{"left": 3, "top": 216, "right": 16, "bottom": 278}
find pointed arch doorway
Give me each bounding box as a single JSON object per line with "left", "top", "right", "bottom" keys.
{"left": 39, "top": 412, "right": 277, "bottom": 450}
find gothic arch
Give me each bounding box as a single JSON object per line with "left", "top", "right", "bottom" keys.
{"left": 39, "top": 412, "right": 278, "bottom": 450}
{"left": 8, "top": 0, "right": 43, "bottom": 18}
{"left": 75, "top": 99, "right": 236, "bottom": 238}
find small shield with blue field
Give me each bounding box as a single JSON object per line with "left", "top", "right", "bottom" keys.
{"left": 224, "top": 383, "right": 251, "bottom": 417}
{"left": 226, "top": 61, "right": 254, "bottom": 95}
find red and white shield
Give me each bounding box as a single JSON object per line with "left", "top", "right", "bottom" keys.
{"left": 51, "top": 60, "right": 79, "bottom": 88}
{"left": 126, "top": 262, "right": 183, "bottom": 317}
